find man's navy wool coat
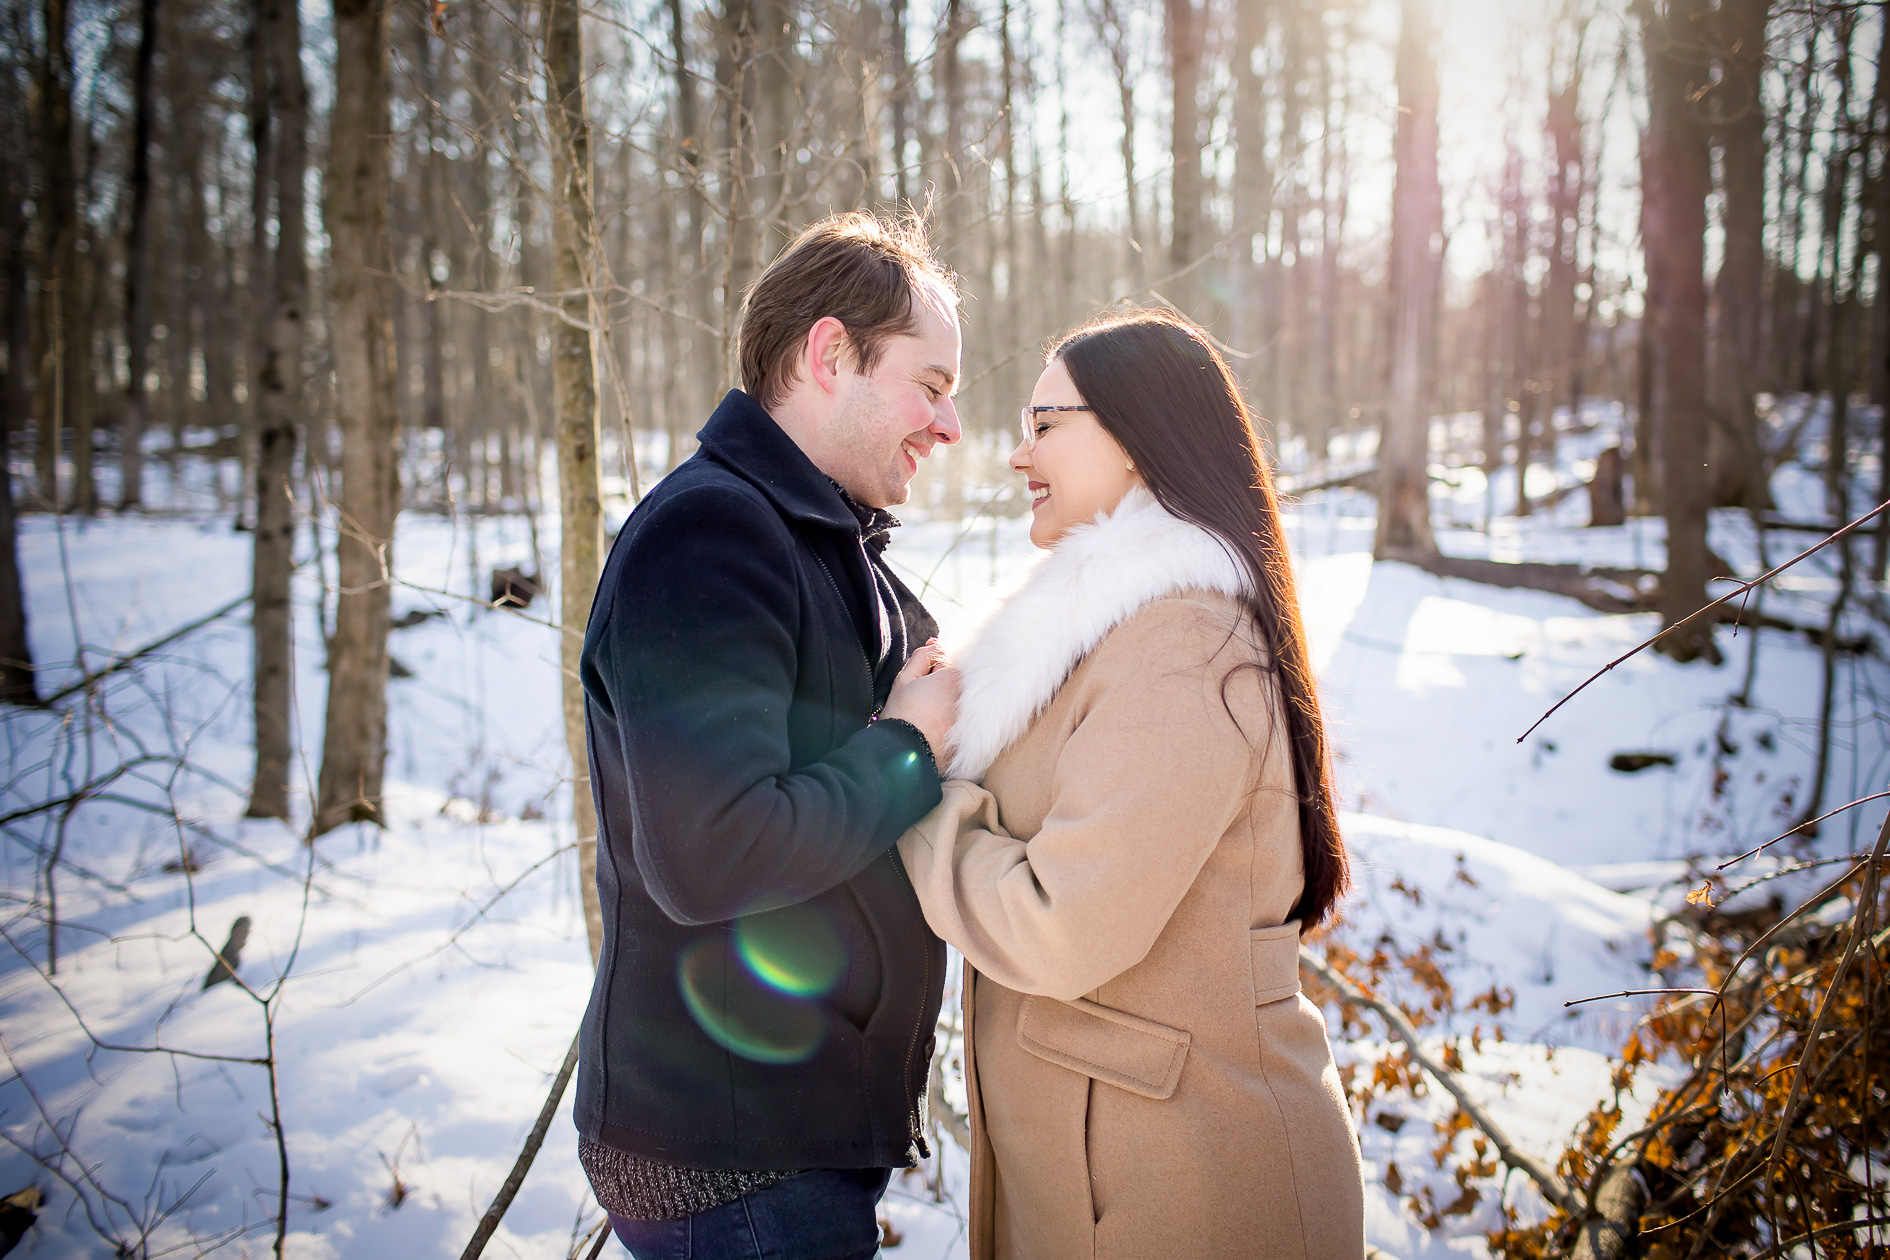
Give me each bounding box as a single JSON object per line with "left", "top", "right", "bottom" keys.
{"left": 574, "top": 388, "right": 947, "bottom": 1171}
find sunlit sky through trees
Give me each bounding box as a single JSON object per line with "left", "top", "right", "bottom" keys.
{"left": 42, "top": 0, "right": 1882, "bottom": 357}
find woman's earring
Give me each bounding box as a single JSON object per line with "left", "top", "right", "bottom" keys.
{"left": 1126, "top": 459, "right": 1136, "bottom": 472}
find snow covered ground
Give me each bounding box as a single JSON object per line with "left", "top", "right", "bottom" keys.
{"left": 1, "top": 425, "right": 1884, "bottom": 1257}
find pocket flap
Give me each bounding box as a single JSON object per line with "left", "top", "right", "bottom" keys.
{"left": 1251, "top": 920, "right": 1303, "bottom": 1006}
{"left": 1015, "top": 996, "right": 1191, "bottom": 1100}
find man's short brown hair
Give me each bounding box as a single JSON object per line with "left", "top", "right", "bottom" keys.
{"left": 738, "top": 212, "right": 958, "bottom": 410}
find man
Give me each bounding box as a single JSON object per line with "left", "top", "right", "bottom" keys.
{"left": 575, "top": 213, "right": 963, "bottom": 1259}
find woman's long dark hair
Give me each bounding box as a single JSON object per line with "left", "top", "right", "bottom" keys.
{"left": 1051, "top": 309, "right": 1348, "bottom": 932}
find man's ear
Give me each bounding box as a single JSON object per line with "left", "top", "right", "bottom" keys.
{"left": 803, "top": 316, "right": 851, "bottom": 397}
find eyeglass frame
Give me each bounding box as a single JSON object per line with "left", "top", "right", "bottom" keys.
{"left": 1019, "top": 404, "right": 1092, "bottom": 450}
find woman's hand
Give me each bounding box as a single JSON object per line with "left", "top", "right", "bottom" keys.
{"left": 881, "top": 639, "right": 959, "bottom": 763}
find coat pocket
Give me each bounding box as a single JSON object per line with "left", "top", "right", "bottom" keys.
{"left": 1250, "top": 919, "right": 1303, "bottom": 1006}
{"left": 1015, "top": 995, "right": 1191, "bottom": 1100}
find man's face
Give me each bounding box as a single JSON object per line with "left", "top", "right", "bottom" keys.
{"left": 823, "top": 296, "right": 963, "bottom": 509}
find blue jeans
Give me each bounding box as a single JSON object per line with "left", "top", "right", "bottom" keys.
{"left": 610, "top": 1168, "right": 891, "bottom": 1260}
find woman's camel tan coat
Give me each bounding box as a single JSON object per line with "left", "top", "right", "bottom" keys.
{"left": 898, "top": 491, "right": 1364, "bottom": 1260}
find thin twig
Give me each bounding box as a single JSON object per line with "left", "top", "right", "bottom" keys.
{"left": 1564, "top": 987, "right": 1720, "bottom": 1008}
{"left": 1518, "top": 497, "right": 1890, "bottom": 743}
{"left": 1763, "top": 810, "right": 1889, "bottom": 1179}
{"left": 459, "top": 1031, "right": 582, "bottom": 1260}
{"left": 1717, "top": 792, "right": 1890, "bottom": 868}
{"left": 41, "top": 595, "right": 250, "bottom": 706}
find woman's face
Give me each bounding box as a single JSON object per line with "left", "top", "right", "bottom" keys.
{"left": 1009, "top": 358, "right": 1142, "bottom": 550}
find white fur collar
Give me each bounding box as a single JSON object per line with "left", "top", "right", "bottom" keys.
{"left": 945, "top": 487, "right": 1248, "bottom": 780}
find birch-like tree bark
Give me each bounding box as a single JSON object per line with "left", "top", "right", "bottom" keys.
{"left": 543, "top": 0, "right": 606, "bottom": 959}
{"left": 1375, "top": 0, "right": 1440, "bottom": 560}
{"left": 247, "top": 0, "right": 308, "bottom": 820}
{"left": 315, "top": 0, "right": 402, "bottom": 834}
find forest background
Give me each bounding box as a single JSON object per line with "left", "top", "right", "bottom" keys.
{"left": 0, "top": 0, "right": 1887, "bottom": 1255}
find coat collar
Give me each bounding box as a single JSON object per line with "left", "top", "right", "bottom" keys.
{"left": 696, "top": 388, "right": 860, "bottom": 534}
{"left": 947, "top": 487, "right": 1249, "bottom": 781}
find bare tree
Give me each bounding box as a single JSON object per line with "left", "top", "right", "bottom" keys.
{"left": 1165, "top": 0, "right": 1203, "bottom": 313}
{"left": 32, "top": 0, "right": 73, "bottom": 510}
{"left": 1638, "top": 0, "right": 1720, "bottom": 664}
{"left": 1094, "top": 0, "right": 1146, "bottom": 290}
{"left": 315, "top": 0, "right": 402, "bottom": 835}
{"left": 118, "top": 0, "right": 159, "bottom": 512}
{"left": 0, "top": 36, "right": 34, "bottom": 705}
{"left": 1539, "top": 9, "right": 1586, "bottom": 504}
{"left": 1376, "top": 0, "right": 1441, "bottom": 561}
{"left": 543, "top": 0, "right": 607, "bottom": 957}
{"left": 1228, "top": 0, "right": 1270, "bottom": 404}
{"left": 1708, "top": 0, "right": 1770, "bottom": 511}
{"left": 246, "top": 0, "right": 308, "bottom": 820}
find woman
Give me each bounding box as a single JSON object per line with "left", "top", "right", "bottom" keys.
{"left": 898, "top": 311, "right": 1365, "bottom": 1258}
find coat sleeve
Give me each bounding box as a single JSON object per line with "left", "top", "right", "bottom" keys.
{"left": 897, "top": 600, "right": 1278, "bottom": 1001}
{"left": 586, "top": 480, "right": 941, "bottom": 927}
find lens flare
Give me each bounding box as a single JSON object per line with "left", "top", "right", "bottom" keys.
{"left": 677, "top": 937, "right": 825, "bottom": 1065}
{"left": 734, "top": 903, "right": 844, "bottom": 998}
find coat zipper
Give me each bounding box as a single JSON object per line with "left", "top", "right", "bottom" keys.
{"left": 893, "top": 848, "right": 935, "bottom": 1161}
{"left": 809, "top": 550, "right": 882, "bottom": 715}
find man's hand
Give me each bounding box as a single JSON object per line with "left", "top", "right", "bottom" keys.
{"left": 881, "top": 639, "right": 959, "bottom": 762}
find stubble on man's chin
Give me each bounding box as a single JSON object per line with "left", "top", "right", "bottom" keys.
{"left": 824, "top": 387, "right": 914, "bottom": 510}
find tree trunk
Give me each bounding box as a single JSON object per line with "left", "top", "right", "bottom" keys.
{"left": 1502, "top": 138, "right": 1534, "bottom": 516}
{"left": 666, "top": 0, "right": 711, "bottom": 463}
{"left": 543, "top": 0, "right": 606, "bottom": 960}
{"left": 65, "top": 223, "right": 93, "bottom": 515}
{"left": 1542, "top": 38, "right": 1583, "bottom": 512}
{"left": 1641, "top": 0, "right": 1721, "bottom": 664}
{"left": 1164, "top": 0, "right": 1203, "bottom": 313}
{"left": 1228, "top": 0, "right": 1270, "bottom": 405}
{"left": 1375, "top": 0, "right": 1440, "bottom": 561}
{"left": 883, "top": 0, "right": 909, "bottom": 204}
{"left": 245, "top": 0, "right": 273, "bottom": 527}
{"left": 33, "top": 0, "right": 74, "bottom": 510}
{"left": 715, "top": 0, "right": 757, "bottom": 381}
{"left": 0, "top": 170, "right": 32, "bottom": 702}
{"left": 247, "top": 0, "right": 308, "bottom": 821}
{"left": 1096, "top": 0, "right": 1144, "bottom": 291}
{"left": 411, "top": 14, "right": 447, "bottom": 498}
{"left": 939, "top": 0, "right": 968, "bottom": 245}
{"left": 119, "top": 0, "right": 158, "bottom": 511}
{"left": 1709, "top": 0, "right": 1770, "bottom": 510}
{"left": 315, "top": 0, "right": 401, "bottom": 835}
{"left": 1819, "top": 11, "right": 1858, "bottom": 526}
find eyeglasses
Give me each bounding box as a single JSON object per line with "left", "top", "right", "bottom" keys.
{"left": 1019, "top": 405, "right": 1091, "bottom": 450}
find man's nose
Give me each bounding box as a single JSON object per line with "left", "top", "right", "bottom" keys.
{"left": 931, "top": 397, "right": 963, "bottom": 446}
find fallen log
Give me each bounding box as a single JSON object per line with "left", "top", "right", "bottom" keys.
{"left": 1569, "top": 1161, "right": 1645, "bottom": 1260}
{"left": 1400, "top": 553, "right": 1655, "bottom": 615}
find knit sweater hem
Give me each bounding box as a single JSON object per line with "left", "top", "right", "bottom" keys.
{"left": 579, "top": 1136, "right": 800, "bottom": 1221}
